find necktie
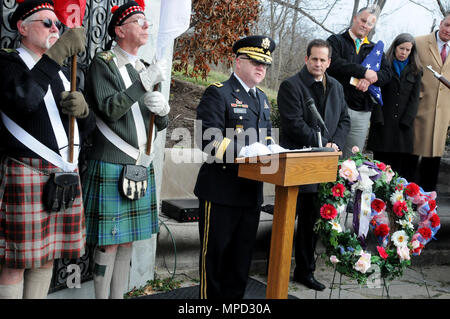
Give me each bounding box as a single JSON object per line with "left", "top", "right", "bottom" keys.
{"left": 355, "top": 38, "right": 362, "bottom": 52}
{"left": 249, "top": 88, "right": 261, "bottom": 115}
{"left": 441, "top": 43, "right": 448, "bottom": 64}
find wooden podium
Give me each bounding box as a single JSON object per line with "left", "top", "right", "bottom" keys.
{"left": 235, "top": 151, "right": 340, "bottom": 299}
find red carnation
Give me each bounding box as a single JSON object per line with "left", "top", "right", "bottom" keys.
{"left": 418, "top": 227, "right": 432, "bottom": 240}
{"left": 111, "top": 5, "right": 119, "bottom": 13}
{"left": 332, "top": 183, "right": 345, "bottom": 198}
{"left": 405, "top": 183, "right": 420, "bottom": 197}
{"left": 429, "top": 200, "right": 436, "bottom": 212}
{"left": 395, "top": 184, "right": 404, "bottom": 191}
{"left": 377, "top": 246, "right": 388, "bottom": 260}
{"left": 412, "top": 242, "right": 424, "bottom": 255}
{"left": 376, "top": 162, "right": 386, "bottom": 171}
{"left": 393, "top": 201, "right": 408, "bottom": 217}
{"left": 374, "top": 224, "right": 389, "bottom": 237}
{"left": 371, "top": 199, "right": 386, "bottom": 213}
{"left": 430, "top": 213, "right": 440, "bottom": 228}
{"left": 320, "top": 204, "right": 337, "bottom": 220}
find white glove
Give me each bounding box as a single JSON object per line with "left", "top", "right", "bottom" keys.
{"left": 143, "top": 91, "right": 170, "bottom": 116}
{"left": 267, "top": 143, "right": 287, "bottom": 154}
{"left": 238, "top": 142, "right": 272, "bottom": 158}
{"left": 139, "top": 58, "right": 169, "bottom": 91}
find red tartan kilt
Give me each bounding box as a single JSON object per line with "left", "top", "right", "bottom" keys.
{"left": 0, "top": 156, "right": 86, "bottom": 269}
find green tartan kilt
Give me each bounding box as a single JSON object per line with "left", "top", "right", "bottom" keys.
{"left": 82, "top": 160, "right": 158, "bottom": 246}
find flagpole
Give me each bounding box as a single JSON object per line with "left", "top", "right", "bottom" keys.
{"left": 145, "top": 0, "right": 191, "bottom": 156}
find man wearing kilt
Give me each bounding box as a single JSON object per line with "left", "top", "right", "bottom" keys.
{"left": 0, "top": 0, "right": 94, "bottom": 298}
{"left": 83, "top": 0, "right": 170, "bottom": 299}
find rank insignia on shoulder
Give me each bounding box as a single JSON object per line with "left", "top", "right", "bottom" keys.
{"left": 98, "top": 51, "right": 116, "bottom": 62}
{"left": 256, "top": 86, "right": 265, "bottom": 93}
{"left": 1, "top": 48, "right": 18, "bottom": 54}
{"left": 210, "top": 82, "right": 223, "bottom": 88}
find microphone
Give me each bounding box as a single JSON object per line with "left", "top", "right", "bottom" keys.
{"left": 305, "top": 97, "right": 330, "bottom": 136}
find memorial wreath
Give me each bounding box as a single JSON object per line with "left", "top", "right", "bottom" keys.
{"left": 314, "top": 147, "right": 441, "bottom": 285}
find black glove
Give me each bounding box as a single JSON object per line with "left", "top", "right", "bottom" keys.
{"left": 60, "top": 91, "right": 89, "bottom": 118}
{"left": 45, "top": 27, "right": 86, "bottom": 66}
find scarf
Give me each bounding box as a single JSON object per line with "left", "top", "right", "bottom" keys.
{"left": 393, "top": 58, "right": 409, "bottom": 77}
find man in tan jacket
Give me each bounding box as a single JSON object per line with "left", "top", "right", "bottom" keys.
{"left": 411, "top": 12, "right": 450, "bottom": 191}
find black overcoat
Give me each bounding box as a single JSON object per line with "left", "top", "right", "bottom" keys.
{"left": 277, "top": 66, "right": 351, "bottom": 192}
{"left": 367, "top": 64, "right": 422, "bottom": 153}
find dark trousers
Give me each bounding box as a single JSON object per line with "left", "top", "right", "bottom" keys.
{"left": 403, "top": 154, "right": 441, "bottom": 192}
{"left": 198, "top": 199, "right": 261, "bottom": 299}
{"left": 294, "top": 192, "right": 319, "bottom": 277}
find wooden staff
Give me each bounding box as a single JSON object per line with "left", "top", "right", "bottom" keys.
{"left": 145, "top": 83, "right": 160, "bottom": 156}
{"left": 68, "top": 56, "right": 77, "bottom": 163}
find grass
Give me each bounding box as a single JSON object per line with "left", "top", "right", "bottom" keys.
{"left": 172, "top": 66, "right": 277, "bottom": 101}
{"left": 125, "top": 276, "right": 183, "bottom": 298}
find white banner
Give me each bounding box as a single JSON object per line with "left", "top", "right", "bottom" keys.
{"left": 156, "top": 0, "right": 192, "bottom": 60}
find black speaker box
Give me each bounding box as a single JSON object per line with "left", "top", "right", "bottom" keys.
{"left": 162, "top": 198, "right": 199, "bottom": 222}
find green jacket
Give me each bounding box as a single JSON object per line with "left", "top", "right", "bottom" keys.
{"left": 84, "top": 47, "right": 168, "bottom": 164}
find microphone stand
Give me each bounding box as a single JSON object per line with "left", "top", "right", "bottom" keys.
{"left": 317, "top": 125, "right": 323, "bottom": 147}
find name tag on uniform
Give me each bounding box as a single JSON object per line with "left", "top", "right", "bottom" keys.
{"left": 233, "top": 108, "right": 247, "bottom": 114}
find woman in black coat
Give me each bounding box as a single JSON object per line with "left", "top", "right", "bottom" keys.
{"left": 367, "top": 33, "right": 422, "bottom": 181}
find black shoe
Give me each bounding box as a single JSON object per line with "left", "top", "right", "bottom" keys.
{"left": 293, "top": 273, "right": 326, "bottom": 291}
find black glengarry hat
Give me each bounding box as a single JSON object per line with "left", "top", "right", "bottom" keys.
{"left": 107, "top": 0, "right": 146, "bottom": 38}
{"left": 233, "top": 35, "right": 276, "bottom": 65}
{"left": 10, "top": 0, "right": 55, "bottom": 30}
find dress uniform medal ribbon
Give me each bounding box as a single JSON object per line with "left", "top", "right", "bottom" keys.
{"left": 231, "top": 98, "right": 248, "bottom": 114}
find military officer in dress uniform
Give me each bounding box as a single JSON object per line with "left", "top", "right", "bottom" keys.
{"left": 194, "top": 35, "right": 278, "bottom": 299}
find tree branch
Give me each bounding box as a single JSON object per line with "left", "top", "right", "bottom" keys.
{"left": 271, "top": 0, "right": 335, "bottom": 34}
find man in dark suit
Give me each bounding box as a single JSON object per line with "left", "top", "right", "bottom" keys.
{"left": 327, "top": 6, "right": 392, "bottom": 159}
{"left": 277, "top": 39, "right": 350, "bottom": 290}
{"left": 194, "top": 35, "right": 278, "bottom": 299}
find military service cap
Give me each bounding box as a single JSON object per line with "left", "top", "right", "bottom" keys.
{"left": 232, "top": 35, "right": 276, "bottom": 65}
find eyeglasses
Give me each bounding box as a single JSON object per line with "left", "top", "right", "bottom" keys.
{"left": 121, "top": 18, "right": 151, "bottom": 28}
{"left": 30, "top": 18, "right": 62, "bottom": 30}
{"left": 239, "top": 57, "right": 270, "bottom": 69}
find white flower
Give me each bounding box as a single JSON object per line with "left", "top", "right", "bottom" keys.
{"left": 391, "top": 230, "right": 409, "bottom": 247}
{"left": 396, "top": 219, "right": 414, "bottom": 230}
{"left": 397, "top": 246, "right": 411, "bottom": 261}
{"left": 351, "top": 146, "right": 360, "bottom": 154}
{"left": 411, "top": 240, "right": 420, "bottom": 250}
{"left": 330, "top": 255, "right": 340, "bottom": 264}
{"left": 353, "top": 251, "right": 371, "bottom": 273}
{"left": 329, "top": 220, "right": 342, "bottom": 233}
{"left": 390, "top": 190, "right": 404, "bottom": 205}
{"left": 339, "top": 160, "right": 359, "bottom": 182}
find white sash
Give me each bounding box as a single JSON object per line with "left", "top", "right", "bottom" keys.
{"left": 0, "top": 48, "right": 79, "bottom": 172}
{"left": 95, "top": 57, "right": 155, "bottom": 166}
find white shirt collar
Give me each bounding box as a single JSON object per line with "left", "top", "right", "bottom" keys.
{"left": 20, "top": 43, "right": 41, "bottom": 62}
{"left": 113, "top": 45, "right": 139, "bottom": 68}
{"left": 436, "top": 31, "right": 450, "bottom": 50}
{"left": 233, "top": 72, "right": 255, "bottom": 93}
